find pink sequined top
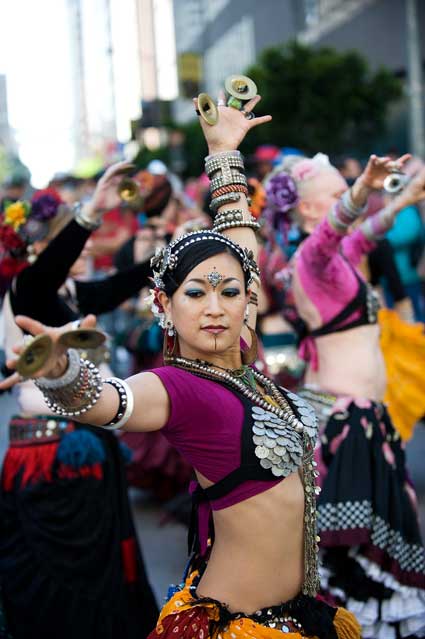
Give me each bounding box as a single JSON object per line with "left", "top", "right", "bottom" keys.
{"left": 294, "top": 210, "right": 376, "bottom": 370}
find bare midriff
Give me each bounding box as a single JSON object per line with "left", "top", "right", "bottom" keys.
{"left": 196, "top": 471, "right": 305, "bottom": 613}
{"left": 305, "top": 324, "right": 386, "bottom": 400}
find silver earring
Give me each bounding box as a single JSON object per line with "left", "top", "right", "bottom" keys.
{"left": 165, "top": 319, "right": 175, "bottom": 336}
{"left": 244, "top": 306, "right": 250, "bottom": 324}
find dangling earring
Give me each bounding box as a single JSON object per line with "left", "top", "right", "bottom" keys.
{"left": 165, "top": 319, "right": 175, "bottom": 336}
{"left": 242, "top": 307, "right": 257, "bottom": 366}
{"left": 163, "top": 318, "right": 177, "bottom": 360}
{"left": 241, "top": 325, "right": 258, "bottom": 366}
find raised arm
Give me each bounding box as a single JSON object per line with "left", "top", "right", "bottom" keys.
{"left": 75, "top": 259, "right": 152, "bottom": 316}
{"left": 299, "top": 155, "right": 408, "bottom": 269}
{"left": 193, "top": 93, "right": 271, "bottom": 333}
{"left": 13, "top": 162, "right": 135, "bottom": 312}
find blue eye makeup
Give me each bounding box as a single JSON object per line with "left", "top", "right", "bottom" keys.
{"left": 184, "top": 289, "right": 205, "bottom": 298}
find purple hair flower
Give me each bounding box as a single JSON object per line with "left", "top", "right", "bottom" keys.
{"left": 266, "top": 172, "right": 299, "bottom": 213}
{"left": 30, "top": 194, "right": 60, "bottom": 221}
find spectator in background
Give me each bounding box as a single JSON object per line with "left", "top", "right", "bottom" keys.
{"left": 48, "top": 173, "right": 82, "bottom": 206}
{"left": 0, "top": 174, "right": 31, "bottom": 209}
{"left": 384, "top": 192, "right": 425, "bottom": 321}
{"left": 334, "top": 155, "right": 362, "bottom": 186}
{"left": 250, "top": 144, "right": 280, "bottom": 180}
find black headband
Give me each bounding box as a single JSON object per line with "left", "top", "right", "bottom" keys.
{"left": 151, "top": 230, "right": 256, "bottom": 297}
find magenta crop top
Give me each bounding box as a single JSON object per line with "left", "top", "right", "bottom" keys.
{"left": 154, "top": 366, "right": 283, "bottom": 504}
{"left": 151, "top": 366, "right": 316, "bottom": 554}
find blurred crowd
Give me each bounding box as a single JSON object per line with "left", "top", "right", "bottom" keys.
{"left": 1, "top": 145, "right": 425, "bottom": 509}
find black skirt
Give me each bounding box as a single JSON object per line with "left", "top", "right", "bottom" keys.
{"left": 302, "top": 392, "right": 425, "bottom": 638}
{"left": 0, "top": 421, "right": 159, "bottom": 639}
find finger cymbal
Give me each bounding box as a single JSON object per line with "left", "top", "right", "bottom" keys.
{"left": 58, "top": 328, "right": 106, "bottom": 350}
{"left": 197, "top": 93, "right": 219, "bottom": 126}
{"left": 16, "top": 334, "right": 53, "bottom": 378}
{"left": 225, "top": 75, "right": 257, "bottom": 101}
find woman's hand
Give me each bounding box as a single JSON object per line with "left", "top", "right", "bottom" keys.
{"left": 0, "top": 314, "right": 97, "bottom": 390}
{"left": 351, "top": 154, "right": 411, "bottom": 209}
{"left": 83, "top": 162, "right": 135, "bottom": 219}
{"left": 396, "top": 165, "right": 425, "bottom": 208}
{"left": 193, "top": 93, "right": 272, "bottom": 154}
{"left": 359, "top": 154, "right": 411, "bottom": 190}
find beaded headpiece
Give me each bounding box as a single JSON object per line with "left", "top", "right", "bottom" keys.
{"left": 150, "top": 230, "right": 258, "bottom": 290}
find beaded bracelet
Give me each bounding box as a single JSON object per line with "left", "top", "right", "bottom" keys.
{"left": 36, "top": 349, "right": 81, "bottom": 390}
{"left": 340, "top": 189, "right": 367, "bottom": 218}
{"left": 205, "top": 150, "right": 244, "bottom": 180}
{"left": 210, "top": 173, "right": 247, "bottom": 193}
{"left": 73, "top": 202, "right": 102, "bottom": 231}
{"left": 211, "top": 184, "right": 249, "bottom": 199}
{"left": 214, "top": 209, "right": 245, "bottom": 226}
{"left": 210, "top": 192, "right": 241, "bottom": 214}
{"left": 102, "top": 377, "right": 134, "bottom": 430}
{"left": 213, "top": 219, "right": 261, "bottom": 233}
{"left": 205, "top": 156, "right": 244, "bottom": 179}
{"left": 36, "top": 356, "right": 103, "bottom": 417}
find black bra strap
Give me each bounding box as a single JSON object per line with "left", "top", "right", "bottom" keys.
{"left": 311, "top": 257, "right": 368, "bottom": 337}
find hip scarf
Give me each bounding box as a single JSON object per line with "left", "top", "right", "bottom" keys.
{"left": 299, "top": 389, "right": 425, "bottom": 638}
{"left": 0, "top": 416, "right": 159, "bottom": 639}
{"left": 148, "top": 568, "right": 360, "bottom": 639}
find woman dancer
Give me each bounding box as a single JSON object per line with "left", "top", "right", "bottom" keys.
{"left": 2, "top": 95, "right": 361, "bottom": 639}
{"left": 265, "top": 153, "right": 425, "bottom": 638}
{"left": 0, "top": 171, "right": 158, "bottom": 639}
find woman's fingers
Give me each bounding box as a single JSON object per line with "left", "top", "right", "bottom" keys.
{"left": 0, "top": 372, "right": 21, "bottom": 391}
{"left": 102, "top": 161, "right": 134, "bottom": 182}
{"left": 14, "top": 315, "right": 47, "bottom": 336}
{"left": 80, "top": 314, "right": 97, "bottom": 329}
{"left": 398, "top": 153, "right": 412, "bottom": 166}
{"left": 249, "top": 114, "right": 272, "bottom": 129}
{"left": 243, "top": 94, "right": 262, "bottom": 113}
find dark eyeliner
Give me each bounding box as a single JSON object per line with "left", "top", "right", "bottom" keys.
{"left": 222, "top": 288, "right": 241, "bottom": 297}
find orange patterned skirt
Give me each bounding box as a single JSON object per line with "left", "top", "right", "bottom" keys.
{"left": 148, "top": 570, "right": 361, "bottom": 639}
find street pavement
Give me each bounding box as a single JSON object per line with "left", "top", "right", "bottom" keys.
{"left": 132, "top": 425, "right": 425, "bottom": 600}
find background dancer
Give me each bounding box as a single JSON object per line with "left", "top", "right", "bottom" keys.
{"left": 0, "top": 167, "right": 158, "bottom": 639}
{"left": 266, "top": 153, "right": 425, "bottom": 638}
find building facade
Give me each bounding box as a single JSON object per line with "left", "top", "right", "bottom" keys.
{"left": 172, "top": 0, "right": 425, "bottom": 149}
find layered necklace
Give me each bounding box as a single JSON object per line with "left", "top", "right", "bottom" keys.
{"left": 167, "top": 354, "right": 321, "bottom": 597}
{"left": 168, "top": 355, "right": 304, "bottom": 431}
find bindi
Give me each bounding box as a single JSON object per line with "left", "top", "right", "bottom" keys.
{"left": 205, "top": 267, "right": 224, "bottom": 289}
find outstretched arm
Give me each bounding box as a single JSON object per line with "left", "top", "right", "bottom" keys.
{"left": 1, "top": 314, "right": 170, "bottom": 433}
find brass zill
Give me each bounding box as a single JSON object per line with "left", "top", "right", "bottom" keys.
{"left": 16, "top": 334, "right": 53, "bottom": 378}
{"left": 118, "top": 177, "right": 141, "bottom": 203}
{"left": 58, "top": 328, "right": 106, "bottom": 350}
{"left": 197, "top": 93, "right": 219, "bottom": 126}
{"left": 225, "top": 75, "right": 257, "bottom": 101}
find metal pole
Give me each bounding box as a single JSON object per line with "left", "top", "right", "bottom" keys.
{"left": 406, "top": 0, "right": 425, "bottom": 158}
